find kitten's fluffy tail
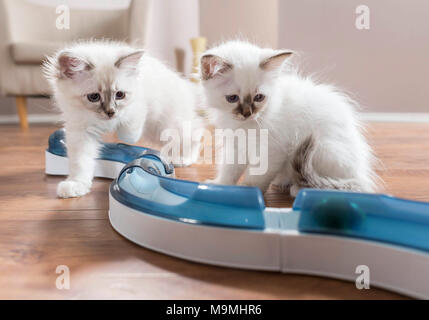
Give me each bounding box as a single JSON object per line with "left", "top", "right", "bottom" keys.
{"left": 291, "top": 135, "right": 375, "bottom": 192}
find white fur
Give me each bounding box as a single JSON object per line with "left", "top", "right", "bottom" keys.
{"left": 201, "top": 41, "right": 378, "bottom": 196}
{"left": 44, "top": 41, "right": 203, "bottom": 198}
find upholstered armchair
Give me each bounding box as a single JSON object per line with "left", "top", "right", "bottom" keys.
{"left": 0, "top": 0, "right": 150, "bottom": 129}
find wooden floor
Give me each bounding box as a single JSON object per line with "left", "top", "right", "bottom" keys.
{"left": 1, "top": 122, "right": 428, "bottom": 299}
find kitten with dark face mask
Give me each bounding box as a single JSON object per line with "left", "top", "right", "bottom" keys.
{"left": 200, "top": 41, "right": 378, "bottom": 196}
{"left": 44, "top": 41, "right": 202, "bottom": 198}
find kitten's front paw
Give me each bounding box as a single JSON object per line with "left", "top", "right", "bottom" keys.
{"left": 170, "top": 157, "right": 195, "bottom": 168}
{"left": 57, "top": 180, "right": 91, "bottom": 198}
{"left": 204, "top": 178, "right": 219, "bottom": 184}
{"left": 117, "top": 125, "right": 142, "bottom": 144}
{"left": 117, "top": 131, "right": 140, "bottom": 145}
{"left": 290, "top": 184, "right": 301, "bottom": 198}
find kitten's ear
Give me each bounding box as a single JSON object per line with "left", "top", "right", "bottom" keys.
{"left": 259, "top": 51, "right": 293, "bottom": 71}
{"left": 58, "top": 52, "right": 92, "bottom": 79}
{"left": 200, "top": 54, "right": 233, "bottom": 80}
{"left": 115, "top": 50, "right": 144, "bottom": 72}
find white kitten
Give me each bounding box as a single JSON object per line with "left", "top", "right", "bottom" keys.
{"left": 200, "top": 41, "right": 378, "bottom": 196}
{"left": 44, "top": 41, "right": 202, "bottom": 198}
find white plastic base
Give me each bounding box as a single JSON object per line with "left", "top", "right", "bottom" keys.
{"left": 109, "top": 192, "right": 429, "bottom": 299}
{"left": 281, "top": 231, "right": 429, "bottom": 299}
{"left": 109, "top": 193, "right": 281, "bottom": 271}
{"left": 45, "top": 151, "right": 125, "bottom": 179}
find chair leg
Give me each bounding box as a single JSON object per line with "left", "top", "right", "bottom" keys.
{"left": 16, "top": 96, "right": 29, "bottom": 129}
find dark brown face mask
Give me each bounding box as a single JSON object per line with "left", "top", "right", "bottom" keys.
{"left": 100, "top": 88, "right": 116, "bottom": 118}
{"left": 235, "top": 94, "right": 253, "bottom": 118}
{"left": 233, "top": 93, "right": 266, "bottom": 119}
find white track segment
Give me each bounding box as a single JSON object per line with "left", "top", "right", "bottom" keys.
{"left": 45, "top": 151, "right": 125, "bottom": 179}
{"left": 281, "top": 232, "right": 429, "bottom": 299}
{"left": 109, "top": 191, "right": 429, "bottom": 299}
{"left": 109, "top": 193, "right": 281, "bottom": 270}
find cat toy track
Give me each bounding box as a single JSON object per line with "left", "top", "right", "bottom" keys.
{"left": 45, "top": 129, "right": 429, "bottom": 299}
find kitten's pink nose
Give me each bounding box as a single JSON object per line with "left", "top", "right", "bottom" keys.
{"left": 242, "top": 109, "right": 252, "bottom": 118}
{"left": 106, "top": 110, "right": 116, "bottom": 118}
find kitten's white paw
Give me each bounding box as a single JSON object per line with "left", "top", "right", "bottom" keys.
{"left": 290, "top": 184, "right": 301, "bottom": 198}
{"left": 171, "top": 157, "right": 194, "bottom": 167}
{"left": 117, "top": 132, "right": 140, "bottom": 144}
{"left": 204, "top": 178, "right": 222, "bottom": 185}
{"left": 117, "top": 125, "right": 142, "bottom": 144}
{"left": 170, "top": 146, "right": 201, "bottom": 167}
{"left": 57, "top": 180, "right": 91, "bottom": 198}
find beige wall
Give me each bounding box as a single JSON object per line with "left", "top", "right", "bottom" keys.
{"left": 200, "top": 0, "right": 278, "bottom": 48}
{"left": 279, "top": 0, "right": 429, "bottom": 112}
{"left": 201, "top": 0, "right": 429, "bottom": 113}
{"left": 146, "top": 0, "right": 199, "bottom": 73}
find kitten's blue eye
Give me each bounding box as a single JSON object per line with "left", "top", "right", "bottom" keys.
{"left": 254, "top": 94, "right": 265, "bottom": 102}
{"left": 225, "top": 95, "right": 239, "bottom": 103}
{"left": 87, "top": 93, "right": 100, "bottom": 103}
{"left": 115, "top": 91, "right": 126, "bottom": 100}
